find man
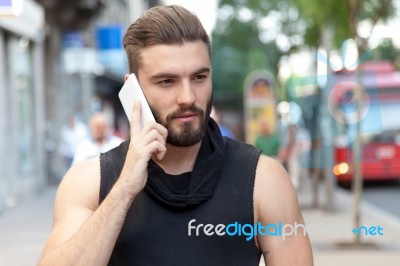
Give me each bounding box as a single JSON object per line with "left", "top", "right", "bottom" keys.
{"left": 255, "top": 121, "right": 281, "bottom": 158}
{"left": 59, "top": 115, "right": 89, "bottom": 168}
{"left": 38, "top": 5, "right": 312, "bottom": 265}
{"left": 73, "top": 112, "right": 123, "bottom": 164}
{"left": 281, "top": 123, "right": 311, "bottom": 190}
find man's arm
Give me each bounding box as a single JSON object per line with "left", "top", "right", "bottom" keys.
{"left": 38, "top": 102, "right": 168, "bottom": 265}
{"left": 254, "top": 155, "right": 313, "bottom": 265}
{"left": 38, "top": 158, "right": 134, "bottom": 265}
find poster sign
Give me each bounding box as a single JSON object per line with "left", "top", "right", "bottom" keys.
{"left": 244, "top": 70, "right": 277, "bottom": 145}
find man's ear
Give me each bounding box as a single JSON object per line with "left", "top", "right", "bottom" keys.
{"left": 124, "top": 74, "right": 130, "bottom": 81}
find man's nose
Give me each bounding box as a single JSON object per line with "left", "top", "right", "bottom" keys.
{"left": 176, "top": 80, "right": 195, "bottom": 105}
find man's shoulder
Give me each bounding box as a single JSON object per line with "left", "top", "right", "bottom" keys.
{"left": 254, "top": 154, "right": 296, "bottom": 215}
{"left": 256, "top": 154, "right": 285, "bottom": 173}
{"left": 60, "top": 157, "right": 101, "bottom": 200}
{"left": 223, "top": 137, "right": 261, "bottom": 162}
{"left": 224, "top": 137, "right": 260, "bottom": 153}
{"left": 68, "top": 157, "right": 101, "bottom": 180}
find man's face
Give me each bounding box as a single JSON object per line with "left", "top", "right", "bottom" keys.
{"left": 90, "top": 118, "right": 108, "bottom": 143}
{"left": 137, "top": 41, "right": 212, "bottom": 147}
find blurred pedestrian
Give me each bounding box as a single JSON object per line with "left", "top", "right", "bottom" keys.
{"left": 280, "top": 124, "right": 311, "bottom": 190}
{"left": 255, "top": 121, "right": 280, "bottom": 159}
{"left": 39, "top": 5, "right": 312, "bottom": 266}
{"left": 72, "top": 112, "right": 123, "bottom": 164}
{"left": 59, "top": 115, "right": 89, "bottom": 168}
{"left": 210, "top": 106, "right": 235, "bottom": 138}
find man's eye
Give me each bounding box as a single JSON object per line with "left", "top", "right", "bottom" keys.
{"left": 159, "top": 79, "right": 173, "bottom": 84}
{"left": 194, "top": 75, "right": 207, "bottom": 81}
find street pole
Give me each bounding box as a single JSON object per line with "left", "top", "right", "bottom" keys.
{"left": 352, "top": 80, "right": 363, "bottom": 244}
{"left": 321, "top": 23, "right": 335, "bottom": 211}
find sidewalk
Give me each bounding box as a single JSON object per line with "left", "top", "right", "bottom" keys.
{"left": 1, "top": 183, "right": 400, "bottom": 266}
{"left": 297, "top": 182, "right": 400, "bottom": 266}
{"left": 0, "top": 186, "right": 56, "bottom": 266}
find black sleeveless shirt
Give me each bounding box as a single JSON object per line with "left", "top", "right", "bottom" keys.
{"left": 99, "top": 121, "right": 262, "bottom": 266}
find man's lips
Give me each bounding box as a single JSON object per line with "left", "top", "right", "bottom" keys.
{"left": 173, "top": 112, "right": 198, "bottom": 122}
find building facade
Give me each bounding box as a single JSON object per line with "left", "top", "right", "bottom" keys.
{"left": 0, "top": 0, "right": 46, "bottom": 212}
{"left": 0, "top": 0, "right": 160, "bottom": 214}
{"left": 41, "top": 0, "right": 159, "bottom": 181}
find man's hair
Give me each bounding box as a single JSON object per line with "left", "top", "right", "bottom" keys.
{"left": 123, "top": 5, "right": 211, "bottom": 74}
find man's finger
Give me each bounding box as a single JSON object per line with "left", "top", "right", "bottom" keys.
{"left": 156, "top": 143, "right": 167, "bottom": 161}
{"left": 154, "top": 123, "right": 168, "bottom": 141}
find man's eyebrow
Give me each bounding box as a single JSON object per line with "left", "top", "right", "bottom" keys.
{"left": 150, "top": 72, "right": 177, "bottom": 81}
{"left": 150, "top": 67, "right": 211, "bottom": 81}
{"left": 192, "top": 67, "right": 211, "bottom": 76}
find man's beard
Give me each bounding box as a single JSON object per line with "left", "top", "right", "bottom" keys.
{"left": 150, "top": 97, "right": 212, "bottom": 147}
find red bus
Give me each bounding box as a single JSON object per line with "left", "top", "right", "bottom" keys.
{"left": 331, "top": 61, "right": 400, "bottom": 183}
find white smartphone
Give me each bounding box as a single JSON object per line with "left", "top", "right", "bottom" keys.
{"left": 119, "top": 73, "right": 155, "bottom": 129}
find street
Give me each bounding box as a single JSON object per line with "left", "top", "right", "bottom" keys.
{"left": 362, "top": 180, "right": 400, "bottom": 219}
{"left": 340, "top": 180, "right": 400, "bottom": 219}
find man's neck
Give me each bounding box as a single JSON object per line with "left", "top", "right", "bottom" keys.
{"left": 152, "top": 141, "right": 202, "bottom": 175}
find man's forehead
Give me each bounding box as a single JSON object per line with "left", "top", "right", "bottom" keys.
{"left": 141, "top": 41, "right": 208, "bottom": 57}
{"left": 138, "top": 41, "right": 210, "bottom": 75}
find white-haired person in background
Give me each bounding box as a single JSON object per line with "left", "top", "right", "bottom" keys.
{"left": 73, "top": 112, "right": 123, "bottom": 164}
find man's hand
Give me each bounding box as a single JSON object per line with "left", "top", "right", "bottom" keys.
{"left": 117, "top": 101, "right": 168, "bottom": 198}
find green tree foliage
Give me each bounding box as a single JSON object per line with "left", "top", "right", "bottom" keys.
{"left": 371, "top": 38, "right": 400, "bottom": 67}
{"left": 211, "top": 0, "right": 396, "bottom": 107}
{"left": 212, "top": 16, "right": 277, "bottom": 100}
{"left": 294, "top": 0, "right": 395, "bottom": 54}
{"left": 212, "top": 0, "right": 303, "bottom": 106}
